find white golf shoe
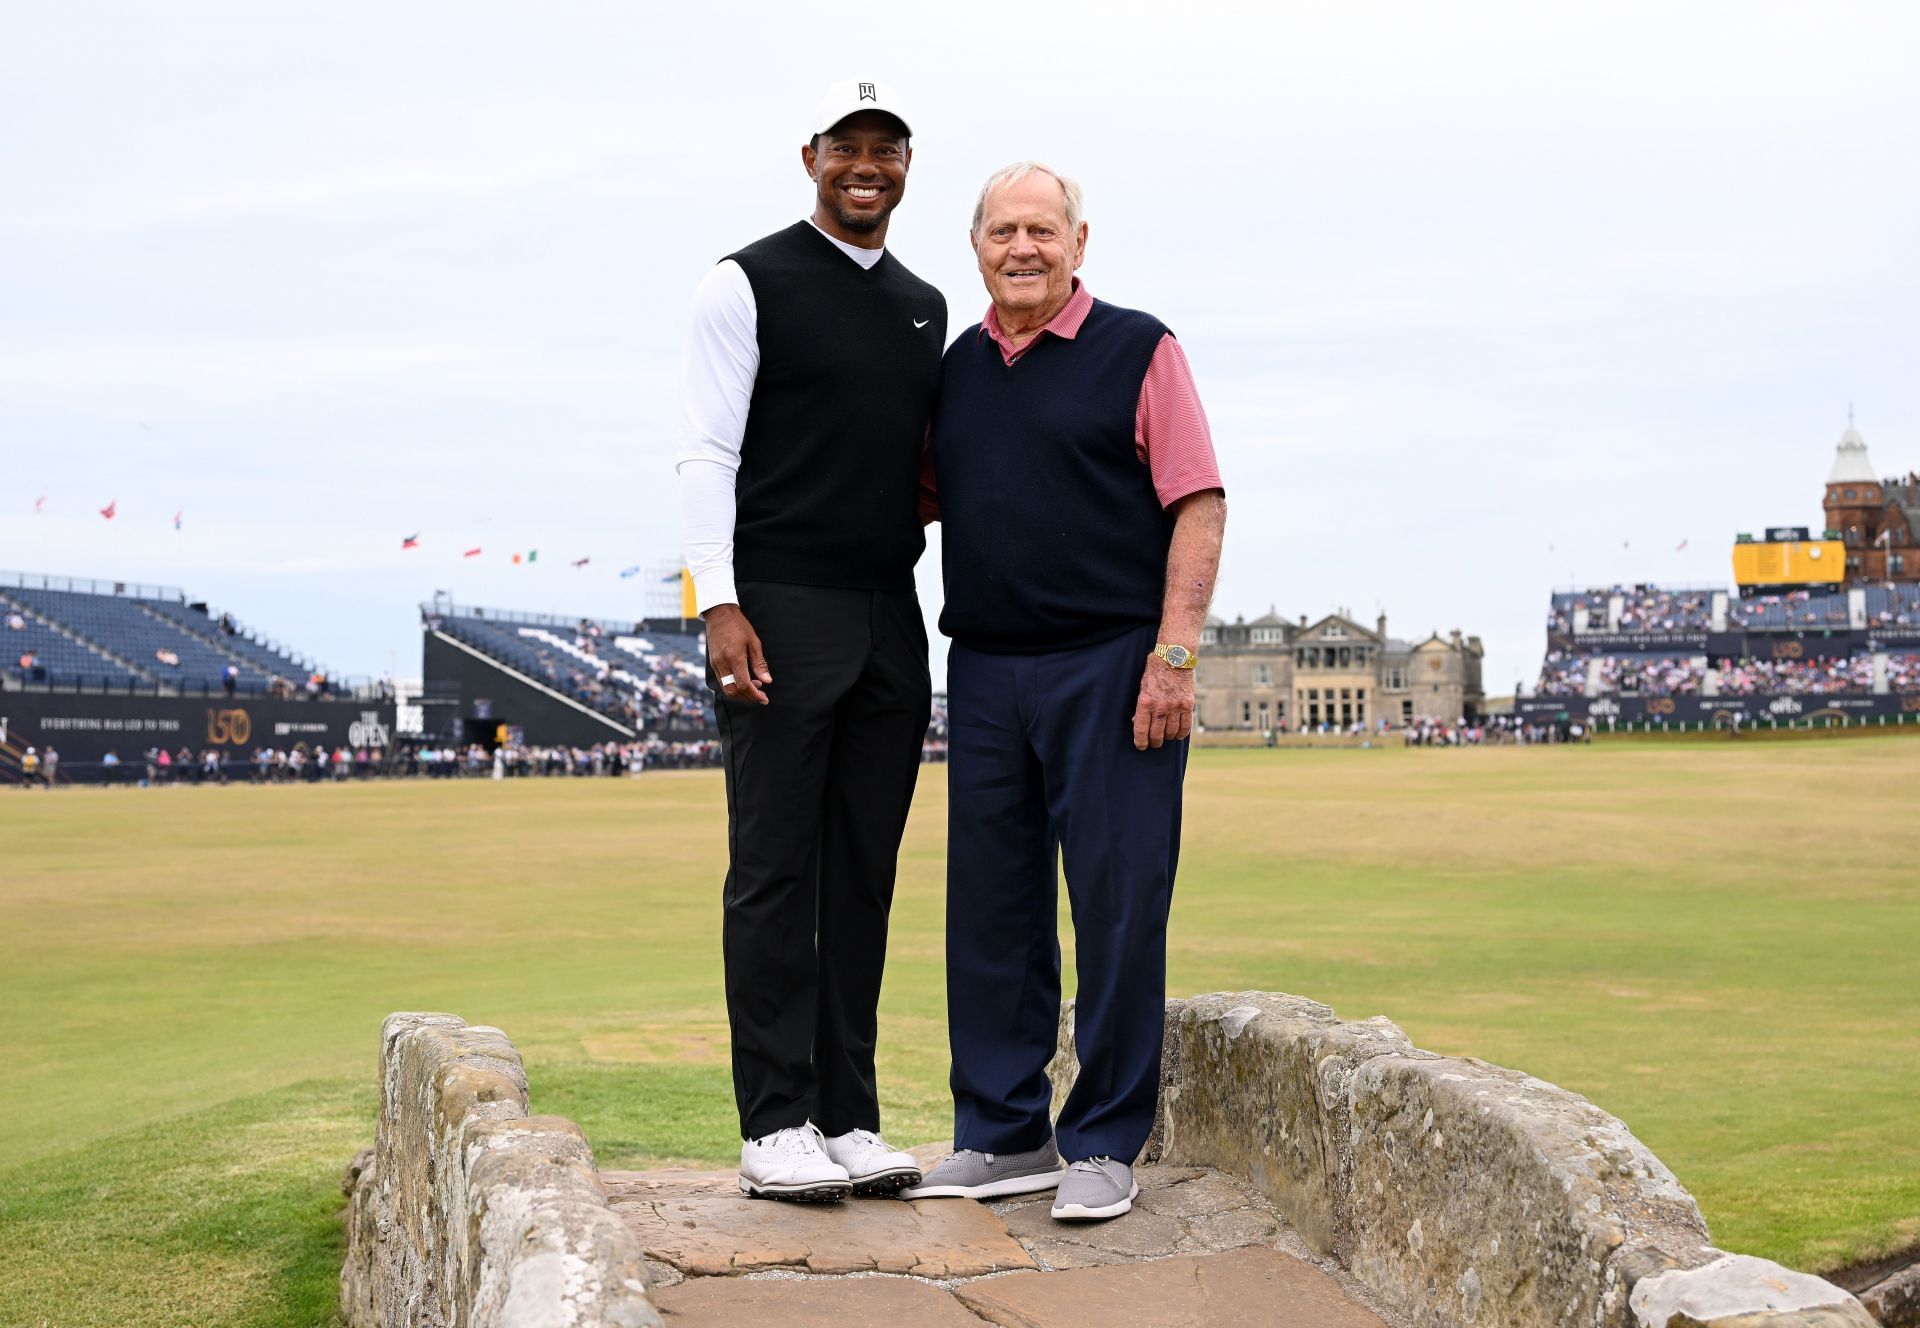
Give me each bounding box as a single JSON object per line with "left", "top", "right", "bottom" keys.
{"left": 821, "top": 1128, "right": 922, "bottom": 1196}
{"left": 738, "top": 1122, "right": 852, "bottom": 1202}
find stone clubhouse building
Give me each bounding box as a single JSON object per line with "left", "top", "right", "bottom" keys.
{"left": 1196, "top": 609, "right": 1485, "bottom": 733}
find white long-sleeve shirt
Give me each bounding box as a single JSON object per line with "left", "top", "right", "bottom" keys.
{"left": 676, "top": 221, "right": 886, "bottom": 613}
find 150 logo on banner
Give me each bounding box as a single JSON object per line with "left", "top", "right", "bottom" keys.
{"left": 206, "top": 708, "right": 253, "bottom": 745}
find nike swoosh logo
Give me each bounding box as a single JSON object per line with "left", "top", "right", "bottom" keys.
{"left": 914, "top": 319, "right": 929, "bottom": 328}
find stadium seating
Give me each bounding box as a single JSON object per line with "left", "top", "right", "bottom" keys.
{"left": 1726, "top": 589, "right": 1850, "bottom": 630}
{"left": 8, "top": 587, "right": 266, "bottom": 690}
{"left": 1865, "top": 584, "right": 1920, "bottom": 628}
{"left": 2, "top": 578, "right": 334, "bottom": 694}
{"left": 434, "top": 610, "right": 715, "bottom": 732}
{"left": 142, "top": 599, "right": 320, "bottom": 685}
{"left": 1, "top": 594, "right": 142, "bottom": 687}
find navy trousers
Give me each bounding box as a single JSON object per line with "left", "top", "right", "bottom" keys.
{"left": 945, "top": 622, "right": 1187, "bottom": 1164}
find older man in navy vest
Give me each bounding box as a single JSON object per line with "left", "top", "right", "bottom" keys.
{"left": 904, "top": 163, "right": 1227, "bottom": 1221}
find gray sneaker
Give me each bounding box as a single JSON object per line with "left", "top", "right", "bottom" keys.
{"left": 900, "top": 1138, "right": 1063, "bottom": 1200}
{"left": 1050, "top": 1156, "right": 1138, "bottom": 1221}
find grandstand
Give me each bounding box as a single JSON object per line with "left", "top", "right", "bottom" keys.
{"left": 2, "top": 570, "right": 340, "bottom": 696}
{"left": 2, "top": 571, "right": 393, "bottom": 785}
{"left": 1525, "top": 580, "right": 1920, "bottom": 725}
{"left": 421, "top": 602, "right": 714, "bottom": 746}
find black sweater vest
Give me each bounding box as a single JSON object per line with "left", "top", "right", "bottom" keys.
{"left": 934, "top": 300, "right": 1172, "bottom": 652}
{"left": 726, "top": 222, "right": 946, "bottom": 591}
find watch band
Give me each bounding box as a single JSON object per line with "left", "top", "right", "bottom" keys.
{"left": 1154, "top": 643, "right": 1197, "bottom": 669}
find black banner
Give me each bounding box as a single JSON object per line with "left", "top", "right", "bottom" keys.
{"left": 1545, "top": 630, "right": 1882, "bottom": 659}
{"left": 1515, "top": 693, "right": 1920, "bottom": 725}
{"left": 2, "top": 692, "right": 396, "bottom": 779}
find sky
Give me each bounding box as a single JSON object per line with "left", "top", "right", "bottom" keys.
{"left": 4, "top": 1, "right": 1917, "bottom": 694}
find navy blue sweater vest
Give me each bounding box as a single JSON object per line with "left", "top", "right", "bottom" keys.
{"left": 727, "top": 222, "right": 946, "bottom": 591}
{"left": 934, "top": 300, "right": 1172, "bottom": 652}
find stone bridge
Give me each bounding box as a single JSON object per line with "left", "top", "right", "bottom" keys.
{"left": 340, "top": 996, "right": 1888, "bottom": 1327}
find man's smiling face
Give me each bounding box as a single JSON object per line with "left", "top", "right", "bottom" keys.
{"left": 802, "top": 111, "right": 910, "bottom": 245}
{"left": 971, "top": 171, "right": 1087, "bottom": 325}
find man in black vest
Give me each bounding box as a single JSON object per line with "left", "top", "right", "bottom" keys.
{"left": 676, "top": 79, "right": 946, "bottom": 1201}
{"left": 905, "top": 163, "right": 1227, "bottom": 1222}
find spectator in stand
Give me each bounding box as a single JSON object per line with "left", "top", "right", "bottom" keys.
{"left": 5, "top": 610, "right": 23, "bottom": 631}
{"left": 223, "top": 664, "right": 238, "bottom": 696}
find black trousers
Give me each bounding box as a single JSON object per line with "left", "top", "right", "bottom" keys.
{"left": 715, "top": 581, "right": 930, "bottom": 1140}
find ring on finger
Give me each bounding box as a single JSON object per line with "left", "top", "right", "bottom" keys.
{"left": 719, "top": 673, "right": 737, "bottom": 686}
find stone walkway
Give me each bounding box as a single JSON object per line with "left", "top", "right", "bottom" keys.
{"left": 605, "top": 1144, "right": 1404, "bottom": 1327}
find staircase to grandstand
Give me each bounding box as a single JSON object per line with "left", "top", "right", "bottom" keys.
{"left": 422, "top": 603, "right": 713, "bottom": 739}
{"left": 2, "top": 572, "right": 337, "bottom": 696}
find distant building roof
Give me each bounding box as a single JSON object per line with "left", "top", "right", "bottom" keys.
{"left": 1828, "top": 424, "right": 1877, "bottom": 485}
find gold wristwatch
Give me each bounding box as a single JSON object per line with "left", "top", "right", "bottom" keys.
{"left": 1153, "top": 643, "right": 1197, "bottom": 669}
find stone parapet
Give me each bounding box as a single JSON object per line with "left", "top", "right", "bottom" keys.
{"left": 1050, "top": 991, "right": 1876, "bottom": 1328}
{"left": 341, "top": 1012, "right": 660, "bottom": 1328}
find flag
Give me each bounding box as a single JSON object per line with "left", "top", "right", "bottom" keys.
{"left": 100, "top": 500, "right": 116, "bottom": 520}
{"left": 618, "top": 565, "right": 641, "bottom": 578}
{"left": 512, "top": 553, "right": 522, "bottom": 564}
{"left": 1675, "top": 538, "right": 1688, "bottom": 552}
{"left": 527, "top": 549, "right": 538, "bottom": 563}
{"left": 463, "top": 547, "right": 482, "bottom": 558}
{"left": 1876, "top": 528, "right": 1894, "bottom": 547}
{"left": 173, "top": 509, "right": 183, "bottom": 531}
{"left": 571, "top": 556, "right": 590, "bottom": 568}
{"left": 659, "top": 571, "right": 681, "bottom": 583}
{"left": 402, "top": 533, "right": 420, "bottom": 549}
{"left": 34, "top": 495, "right": 46, "bottom": 513}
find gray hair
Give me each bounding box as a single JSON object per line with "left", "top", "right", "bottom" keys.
{"left": 971, "top": 161, "right": 1084, "bottom": 236}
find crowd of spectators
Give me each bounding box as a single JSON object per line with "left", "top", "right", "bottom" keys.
{"left": 434, "top": 612, "right": 717, "bottom": 734}
{"left": 1890, "top": 654, "right": 1920, "bottom": 692}
{"left": 1869, "top": 585, "right": 1920, "bottom": 628}
{"left": 1618, "top": 587, "right": 1711, "bottom": 632}
{"left": 1406, "top": 715, "right": 1589, "bottom": 745}
{"left": 1545, "top": 585, "right": 1716, "bottom": 637}
{"left": 1596, "top": 654, "right": 1707, "bottom": 696}
{"left": 1727, "top": 589, "right": 1850, "bottom": 630}
{"left": 1536, "top": 650, "right": 1590, "bottom": 697}
{"left": 923, "top": 699, "right": 949, "bottom": 763}
{"left": 1713, "top": 655, "right": 1875, "bottom": 695}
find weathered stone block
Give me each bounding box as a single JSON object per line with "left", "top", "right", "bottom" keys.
{"left": 1630, "top": 1254, "right": 1881, "bottom": 1327}
{"left": 1053, "top": 993, "right": 1873, "bottom": 1328}
{"left": 1855, "top": 1259, "right": 1920, "bottom": 1328}
{"left": 342, "top": 1012, "right": 660, "bottom": 1328}
{"left": 1345, "top": 1051, "right": 1707, "bottom": 1328}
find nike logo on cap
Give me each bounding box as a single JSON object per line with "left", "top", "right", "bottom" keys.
{"left": 914, "top": 319, "right": 929, "bottom": 328}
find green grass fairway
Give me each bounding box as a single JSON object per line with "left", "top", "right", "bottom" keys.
{"left": 3, "top": 741, "right": 1917, "bottom": 1325}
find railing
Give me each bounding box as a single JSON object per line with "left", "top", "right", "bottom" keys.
{"left": 1, "top": 670, "right": 385, "bottom": 700}
{"left": 422, "top": 602, "right": 644, "bottom": 633}
{"left": 1547, "top": 584, "right": 1723, "bottom": 596}
{"left": 0, "top": 569, "right": 186, "bottom": 601}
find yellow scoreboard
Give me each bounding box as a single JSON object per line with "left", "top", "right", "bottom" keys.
{"left": 1732, "top": 538, "right": 1844, "bottom": 588}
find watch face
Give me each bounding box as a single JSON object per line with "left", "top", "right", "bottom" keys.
{"left": 1164, "top": 645, "right": 1191, "bottom": 668}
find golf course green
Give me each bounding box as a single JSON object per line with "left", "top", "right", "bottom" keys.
{"left": 2, "top": 738, "right": 1915, "bottom": 1326}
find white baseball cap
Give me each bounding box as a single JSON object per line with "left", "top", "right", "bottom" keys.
{"left": 810, "top": 78, "right": 912, "bottom": 139}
